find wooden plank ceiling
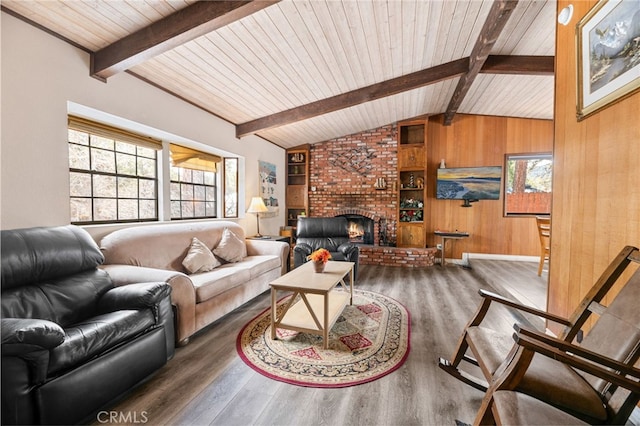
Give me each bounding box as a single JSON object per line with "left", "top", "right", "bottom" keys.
{"left": 2, "top": 0, "right": 556, "bottom": 149}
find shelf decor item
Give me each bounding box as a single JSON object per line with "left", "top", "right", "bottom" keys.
{"left": 576, "top": 0, "right": 640, "bottom": 120}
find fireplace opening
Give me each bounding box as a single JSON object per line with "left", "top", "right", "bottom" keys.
{"left": 337, "top": 214, "right": 374, "bottom": 245}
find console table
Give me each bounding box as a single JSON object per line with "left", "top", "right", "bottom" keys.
{"left": 434, "top": 231, "right": 470, "bottom": 267}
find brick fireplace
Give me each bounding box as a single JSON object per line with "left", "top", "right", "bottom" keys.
{"left": 306, "top": 123, "right": 437, "bottom": 267}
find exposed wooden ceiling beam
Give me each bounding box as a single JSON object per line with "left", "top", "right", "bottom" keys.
{"left": 236, "top": 54, "right": 551, "bottom": 138}
{"left": 91, "top": 1, "right": 278, "bottom": 81}
{"left": 443, "top": 0, "right": 519, "bottom": 125}
{"left": 481, "top": 55, "right": 554, "bottom": 75}
{"left": 236, "top": 58, "right": 469, "bottom": 138}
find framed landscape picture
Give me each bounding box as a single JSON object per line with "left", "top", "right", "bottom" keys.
{"left": 576, "top": 0, "right": 640, "bottom": 120}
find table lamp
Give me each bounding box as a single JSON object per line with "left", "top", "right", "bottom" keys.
{"left": 247, "top": 197, "right": 269, "bottom": 238}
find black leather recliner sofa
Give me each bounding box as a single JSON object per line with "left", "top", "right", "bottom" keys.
{"left": 1, "top": 225, "right": 174, "bottom": 425}
{"left": 293, "top": 217, "right": 359, "bottom": 279}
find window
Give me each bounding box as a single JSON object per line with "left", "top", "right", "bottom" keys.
{"left": 68, "top": 115, "right": 239, "bottom": 224}
{"left": 68, "top": 117, "right": 160, "bottom": 224}
{"left": 170, "top": 144, "right": 220, "bottom": 220}
{"left": 504, "top": 153, "right": 552, "bottom": 216}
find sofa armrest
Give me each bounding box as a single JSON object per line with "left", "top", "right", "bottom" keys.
{"left": 1, "top": 318, "right": 64, "bottom": 349}
{"left": 101, "top": 264, "right": 195, "bottom": 345}
{"left": 98, "top": 282, "right": 171, "bottom": 313}
{"left": 338, "top": 243, "right": 359, "bottom": 258}
{"left": 246, "top": 239, "right": 290, "bottom": 275}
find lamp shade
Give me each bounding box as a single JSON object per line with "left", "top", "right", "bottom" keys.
{"left": 247, "top": 197, "right": 268, "bottom": 214}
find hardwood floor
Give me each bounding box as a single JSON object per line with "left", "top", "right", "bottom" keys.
{"left": 100, "top": 261, "right": 548, "bottom": 426}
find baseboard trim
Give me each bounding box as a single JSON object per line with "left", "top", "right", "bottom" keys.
{"left": 464, "top": 253, "right": 539, "bottom": 262}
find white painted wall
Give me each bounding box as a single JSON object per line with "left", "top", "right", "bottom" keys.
{"left": 1, "top": 12, "right": 285, "bottom": 238}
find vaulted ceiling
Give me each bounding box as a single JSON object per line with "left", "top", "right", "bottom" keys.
{"left": 2, "top": 0, "right": 556, "bottom": 149}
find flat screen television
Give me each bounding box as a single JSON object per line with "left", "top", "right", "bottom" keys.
{"left": 436, "top": 166, "right": 502, "bottom": 200}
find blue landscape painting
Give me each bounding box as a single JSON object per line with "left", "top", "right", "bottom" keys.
{"left": 437, "top": 166, "right": 502, "bottom": 200}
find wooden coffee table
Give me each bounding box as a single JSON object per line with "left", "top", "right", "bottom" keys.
{"left": 269, "top": 260, "right": 355, "bottom": 349}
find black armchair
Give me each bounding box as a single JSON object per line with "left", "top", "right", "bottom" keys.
{"left": 293, "top": 217, "right": 359, "bottom": 279}
{"left": 1, "top": 225, "right": 174, "bottom": 425}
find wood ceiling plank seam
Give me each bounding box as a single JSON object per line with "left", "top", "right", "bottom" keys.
{"left": 2, "top": 2, "right": 106, "bottom": 51}
{"left": 122, "top": 0, "right": 170, "bottom": 23}
{"left": 271, "top": 2, "right": 337, "bottom": 100}
{"left": 239, "top": 14, "right": 321, "bottom": 104}
{"left": 34, "top": 0, "right": 118, "bottom": 50}
{"left": 134, "top": 55, "right": 253, "bottom": 121}
{"left": 493, "top": 1, "right": 541, "bottom": 54}
{"left": 313, "top": 0, "right": 359, "bottom": 91}
{"left": 154, "top": 49, "right": 267, "bottom": 120}
{"left": 387, "top": 0, "right": 404, "bottom": 124}
{"left": 194, "top": 33, "right": 293, "bottom": 114}
{"left": 99, "top": 1, "right": 154, "bottom": 31}
{"left": 62, "top": 0, "right": 140, "bottom": 42}
{"left": 209, "top": 29, "right": 300, "bottom": 111}
{"left": 292, "top": 1, "right": 351, "bottom": 94}
{"left": 421, "top": 0, "right": 444, "bottom": 68}
{"left": 411, "top": 0, "right": 430, "bottom": 72}
{"left": 358, "top": 1, "right": 385, "bottom": 84}
{"left": 158, "top": 49, "right": 245, "bottom": 105}
{"left": 341, "top": 0, "right": 377, "bottom": 87}
{"left": 217, "top": 23, "right": 305, "bottom": 109}
{"left": 448, "top": 1, "right": 475, "bottom": 59}
{"left": 173, "top": 41, "right": 279, "bottom": 117}
{"left": 130, "top": 63, "right": 247, "bottom": 122}
{"left": 514, "top": 2, "right": 555, "bottom": 56}
{"left": 329, "top": 1, "right": 368, "bottom": 89}
{"left": 143, "top": 0, "right": 193, "bottom": 17}
{"left": 461, "top": 0, "right": 495, "bottom": 56}
{"left": 371, "top": 0, "right": 394, "bottom": 81}
{"left": 320, "top": 1, "right": 362, "bottom": 90}
{"left": 432, "top": 0, "right": 458, "bottom": 65}
{"left": 387, "top": 0, "right": 404, "bottom": 78}
{"left": 400, "top": 0, "right": 417, "bottom": 76}
{"left": 437, "top": 78, "right": 461, "bottom": 111}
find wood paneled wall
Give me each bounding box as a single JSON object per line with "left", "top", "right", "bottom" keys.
{"left": 426, "top": 114, "right": 554, "bottom": 259}
{"left": 549, "top": 1, "right": 640, "bottom": 333}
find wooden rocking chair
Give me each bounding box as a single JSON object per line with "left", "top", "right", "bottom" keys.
{"left": 475, "top": 327, "right": 640, "bottom": 425}
{"left": 439, "top": 245, "right": 640, "bottom": 424}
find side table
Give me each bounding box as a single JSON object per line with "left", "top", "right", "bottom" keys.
{"left": 434, "top": 231, "right": 470, "bottom": 267}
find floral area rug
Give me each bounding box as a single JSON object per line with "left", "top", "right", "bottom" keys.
{"left": 236, "top": 289, "right": 410, "bottom": 388}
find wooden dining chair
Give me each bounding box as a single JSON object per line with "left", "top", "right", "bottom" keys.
{"left": 439, "top": 245, "right": 640, "bottom": 424}
{"left": 535, "top": 216, "right": 551, "bottom": 276}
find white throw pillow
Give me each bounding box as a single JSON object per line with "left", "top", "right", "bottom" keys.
{"left": 182, "top": 237, "right": 221, "bottom": 274}
{"left": 213, "top": 227, "right": 247, "bottom": 263}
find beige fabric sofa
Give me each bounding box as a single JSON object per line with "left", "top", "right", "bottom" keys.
{"left": 99, "top": 221, "right": 289, "bottom": 346}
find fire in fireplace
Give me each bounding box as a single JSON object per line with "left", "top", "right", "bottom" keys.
{"left": 338, "top": 214, "right": 374, "bottom": 245}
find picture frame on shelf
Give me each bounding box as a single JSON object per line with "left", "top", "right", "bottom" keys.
{"left": 576, "top": 0, "right": 640, "bottom": 120}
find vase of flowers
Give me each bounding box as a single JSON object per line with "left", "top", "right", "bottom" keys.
{"left": 307, "top": 248, "right": 331, "bottom": 273}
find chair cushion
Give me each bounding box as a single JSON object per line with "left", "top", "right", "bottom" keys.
{"left": 492, "top": 391, "right": 588, "bottom": 425}
{"left": 48, "top": 309, "right": 155, "bottom": 375}
{"left": 467, "top": 326, "right": 607, "bottom": 421}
